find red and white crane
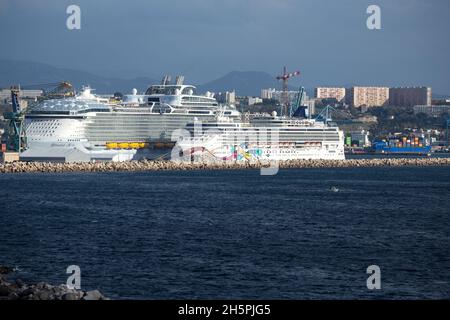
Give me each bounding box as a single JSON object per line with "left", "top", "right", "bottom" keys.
{"left": 276, "top": 66, "right": 300, "bottom": 116}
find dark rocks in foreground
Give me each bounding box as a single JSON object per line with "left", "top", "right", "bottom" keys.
{"left": 0, "top": 267, "right": 15, "bottom": 274}
{"left": 0, "top": 158, "right": 449, "bottom": 174}
{"left": 0, "top": 271, "right": 108, "bottom": 301}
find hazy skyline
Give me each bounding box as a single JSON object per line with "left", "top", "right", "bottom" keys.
{"left": 0, "top": 0, "right": 449, "bottom": 93}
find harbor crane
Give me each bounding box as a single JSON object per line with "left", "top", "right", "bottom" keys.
{"left": 3, "top": 87, "right": 27, "bottom": 152}
{"left": 276, "top": 66, "right": 300, "bottom": 117}
{"left": 315, "top": 105, "right": 337, "bottom": 124}
{"left": 1, "top": 81, "right": 75, "bottom": 152}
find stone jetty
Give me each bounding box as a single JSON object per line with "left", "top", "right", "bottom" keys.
{"left": 0, "top": 268, "right": 107, "bottom": 300}
{"left": 0, "top": 158, "right": 450, "bottom": 174}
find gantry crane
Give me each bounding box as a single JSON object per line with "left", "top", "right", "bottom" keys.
{"left": 1, "top": 81, "right": 75, "bottom": 152}
{"left": 315, "top": 105, "right": 337, "bottom": 124}
{"left": 3, "top": 87, "right": 27, "bottom": 152}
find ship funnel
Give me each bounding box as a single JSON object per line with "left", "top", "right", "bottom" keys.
{"left": 293, "top": 106, "right": 307, "bottom": 118}
{"left": 161, "top": 75, "right": 171, "bottom": 85}
{"left": 175, "top": 75, "right": 184, "bottom": 86}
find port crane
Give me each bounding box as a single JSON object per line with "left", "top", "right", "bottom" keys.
{"left": 276, "top": 66, "right": 300, "bottom": 117}
{"left": 1, "top": 81, "right": 75, "bottom": 152}
{"left": 3, "top": 87, "right": 27, "bottom": 152}
{"left": 315, "top": 105, "right": 337, "bottom": 124}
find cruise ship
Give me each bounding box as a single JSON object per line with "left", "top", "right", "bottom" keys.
{"left": 174, "top": 111, "right": 345, "bottom": 162}
{"left": 20, "top": 76, "right": 240, "bottom": 162}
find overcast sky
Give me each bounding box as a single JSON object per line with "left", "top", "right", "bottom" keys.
{"left": 0, "top": 0, "right": 449, "bottom": 92}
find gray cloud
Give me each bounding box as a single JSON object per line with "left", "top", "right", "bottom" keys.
{"left": 0, "top": 0, "right": 449, "bottom": 93}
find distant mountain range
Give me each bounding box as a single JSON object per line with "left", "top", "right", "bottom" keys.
{"left": 0, "top": 59, "right": 447, "bottom": 98}
{"left": 0, "top": 59, "right": 295, "bottom": 96}
{"left": 0, "top": 59, "right": 156, "bottom": 94}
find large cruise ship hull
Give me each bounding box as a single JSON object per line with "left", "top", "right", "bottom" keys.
{"left": 23, "top": 112, "right": 237, "bottom": 162}
{"left": 175, "top": 127, "right": 346, "bottom": 162}
{"left": 177, "top": 141, "right": 345, "bottom": 162}
{"left": 21, "top": 81, "right": 241, "bottom": 162}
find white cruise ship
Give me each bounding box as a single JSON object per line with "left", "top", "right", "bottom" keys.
{"left": 174, "top": 111, "right": 345, "bottom": 162}
{"left": 21, "top": 76, "right": 240, "bottom": 162}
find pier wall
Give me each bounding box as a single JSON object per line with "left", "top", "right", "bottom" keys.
{"left": 1, "top": 158, "right": 450, "bottom": 173}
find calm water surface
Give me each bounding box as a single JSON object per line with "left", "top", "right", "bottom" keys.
{"left": 1, "top": 167, "right": 449, "bottom": 299}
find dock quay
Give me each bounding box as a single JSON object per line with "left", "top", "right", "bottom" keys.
{"left": 1, "top": 158, "right": 450, "bottom": 174}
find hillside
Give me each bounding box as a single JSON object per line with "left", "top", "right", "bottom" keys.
{"left": 197, "top": 71, "right": 293, "bottom": 96}
{"left": 0, "top": 59, "right": 156, "bottom": 94}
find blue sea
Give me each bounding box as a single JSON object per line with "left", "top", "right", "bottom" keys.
{"left": 1, "top": 166, "right": 450, "bottom": 299}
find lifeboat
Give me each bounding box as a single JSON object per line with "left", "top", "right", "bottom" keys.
{"left": 106, "top": 142, "right": 149, "bottom": 149}
{"left": 106, "top": 142, "right": 118, "bottom": 149}
{"left": 117, "top": 142, "right": 130, "bottom": 149}
{"left": 129, "top": 142, "right": 141, "bottom": 149}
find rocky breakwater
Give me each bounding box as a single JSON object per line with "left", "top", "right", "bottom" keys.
{"left": 0, "top": 267, "right": 108, "bottom": 300}
{"left": 0, "top": 157, "right": 450, "bottom": 173}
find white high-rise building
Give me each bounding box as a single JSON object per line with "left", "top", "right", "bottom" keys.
{"left": 247, "top": 97, "right": 263, "bottom": 106}
{"left": 215, "top": 90, "right": 236, "bottom": 104}
{"left": 261, "top": 88, "right": 276, "bottom": 99}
